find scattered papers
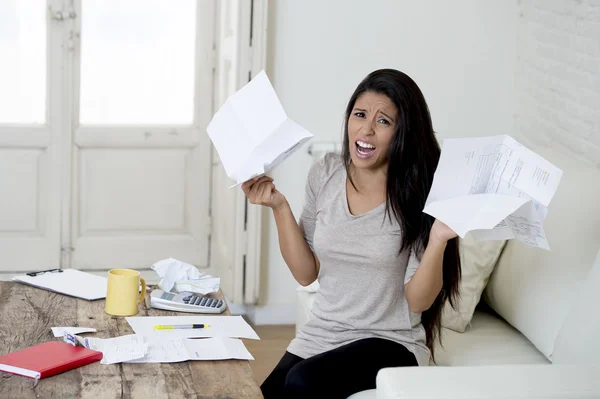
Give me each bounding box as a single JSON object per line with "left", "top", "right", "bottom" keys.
{"left": 65, "top": 333, "right": 148, "bottom": 365}
{"left": 64, "top": 333, "right": 253, "bottom": 364}
{"left": 206, "top": 70, "right": 313, "bottom": 186}
{"left": 51, "top": 327, "right": 96, "bottom": 338}
{"left": 126, "top": 315, "right": 260, "bottom": 340}
{"left": 126, "top": 337, "right": 254, "bottom": 363}
{"left": 424, "top": 135, "right": 563, "bottom": 250}
{"left": 151, "top": 258, "right": 220, "bottom": 295}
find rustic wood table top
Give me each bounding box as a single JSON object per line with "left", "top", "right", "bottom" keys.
{"left": 0, "top": 281, "right": 262, "bottom": 399}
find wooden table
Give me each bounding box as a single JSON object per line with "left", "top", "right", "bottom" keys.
{"left": 0, "top": 281, "right": 262, "bottom": 399}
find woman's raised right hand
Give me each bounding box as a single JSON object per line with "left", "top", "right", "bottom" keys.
{"left": 241, "top": 176, "right": 287, "bottom": 210}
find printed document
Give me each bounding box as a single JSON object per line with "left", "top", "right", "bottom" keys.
{"left": 65, "top": 333, "right": 252, "bottom": 364}
{"left": 65, "top": 333, "right": 148, "bottom": 365}
{"left": 423, "top": 135, "right": 562, "bottom": 250}
{"left": 206, "top": 70, "right": 313, "bottom": 185}
{"left": 126, "top": 337, "right": 254, "bottom": 363}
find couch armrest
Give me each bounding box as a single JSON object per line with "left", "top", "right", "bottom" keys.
{"left": 376, "top": 364, "right": 600, "bottom": 399}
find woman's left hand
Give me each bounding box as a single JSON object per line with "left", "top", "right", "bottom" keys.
{"left": 430, "top": 219, "right": 458, "bottom": 244}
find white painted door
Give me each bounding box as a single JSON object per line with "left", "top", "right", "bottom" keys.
{"left": 210, "top": 0, "right": 268, "bottom": 304}
{"left": 67, "top": 0, "right": 215, "bottom": 271}
{"left": 0, "top": 0, "right": 266, "bottom": 298}
{"left": 0, "top": 0, "right": 64, "bottom": 272}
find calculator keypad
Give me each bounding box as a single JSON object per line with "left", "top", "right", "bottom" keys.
{"left": 151, "top": 290, "right": 225, "bottom": 314}
{"left": 182, "top": 295, "right": 223, "bottom": 309}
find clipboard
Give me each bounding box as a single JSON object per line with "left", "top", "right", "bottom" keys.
{"left": 11, "top": 269, "right": 108, "bottom": 301}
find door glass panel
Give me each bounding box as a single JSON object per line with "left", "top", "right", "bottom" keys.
{"left": 79, "top": 0, "right": 197, "bottom": 125}
{"left": 0, "top": 0, "right": 46, "bottom": 124}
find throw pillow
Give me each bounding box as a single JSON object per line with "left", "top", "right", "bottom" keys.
{"left": 441, "top": 234, "right": 506, "bottom": 332}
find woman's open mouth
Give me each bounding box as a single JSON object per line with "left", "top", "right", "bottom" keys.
{"left": 355, "top": 140, "right": 376, "bottom": 159}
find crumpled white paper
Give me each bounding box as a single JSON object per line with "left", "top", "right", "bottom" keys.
{"left": 151, "top": 258, "right": 220, "bottom": 295}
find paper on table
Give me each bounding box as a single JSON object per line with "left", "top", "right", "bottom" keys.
{"left": 51, "top": 327, "right": 97, "bottom": 338}
{"left": 126, "top": 337, "right": 253, "bottom": 363}
{"left": 423, "top": 135, "right": 562, "bottom": 250}
{"left": 151, "top": 258, "right": 220, "bottom": 295}
{"left": 65, "top": 333, "right": 148, "bottom": 365}
{"left": 127, "top": 337, "right": 189, "bottom": 363}
{"left": 125, "top": 315, "right": 260, "bottom": 340}
{"left": 11, "top": 269, "right": 107, "bottom": 300}
{"left": 206, "top": 70, "right": 313, "bottom": 186}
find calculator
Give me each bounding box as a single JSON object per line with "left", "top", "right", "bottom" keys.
{"left": 150, "top": 289, "right": 227, "bottom": 314}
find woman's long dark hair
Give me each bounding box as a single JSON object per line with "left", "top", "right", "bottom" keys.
{"left": 341, "top": 69, "right": 461, "bottom": 361}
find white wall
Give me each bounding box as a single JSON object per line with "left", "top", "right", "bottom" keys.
{"left": 515, "top": 0, "right": 600, "bottom": 166}
{"left": 250, "top": 0, "right": 518, "bottom": 324}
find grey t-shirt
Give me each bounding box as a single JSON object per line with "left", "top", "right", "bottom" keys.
{"left": 286, "top": 153, "right": 430, "bottom": 366}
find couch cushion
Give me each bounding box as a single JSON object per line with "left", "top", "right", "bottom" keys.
{"left": 483, "top": 144, "right": 600, "bottom": 361}
{"left": 346, "top": 389, "right": 376, "bottom": 399}
{"left": 553, "top": 248, "right": 600, "bottom": 364}
{"left": 434, "top": 310, "right": 549, "bottom": 366}
{"left": 376, "top": 364, "right": 600, "bottom": 399}
{"left": 441, "top": 235, "right": 506, "bottom": 332}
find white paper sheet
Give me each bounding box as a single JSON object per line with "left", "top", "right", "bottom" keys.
{"left": 11, "top": 269, "right": 108, "bottom": 300}
{"left": 127, "top": 337, "right": 190, "bottom": 363}
{"left": 65, "top": 333, "right": 148, "bottom": 365}
{"left": 424, "top": 135, "right": 562, "bottom": 250}
{"left": 51, "top": 327, "right": 97, "bottom": 337}
{"left": 126, "top": 337, "right": 254, "bottom": 363}
{"left": 206, "top": 70, "right": 313, "bottom": 185}
{"left": 151, "top": 258, "right": 220, "bottom": 295}
{"left": 125, "top": 315, "right": 260, "bottom": 340}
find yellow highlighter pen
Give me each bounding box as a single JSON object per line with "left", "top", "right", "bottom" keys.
{"left": 154, "top": 324, "right": 210, "bottom": 330}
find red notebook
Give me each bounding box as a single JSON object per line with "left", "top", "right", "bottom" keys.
{"left": 0, "top": 341, "right": 103, "bottom": 380}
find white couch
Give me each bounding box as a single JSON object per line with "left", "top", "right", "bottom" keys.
{"left": 296, "top": 144, "right": 600, "bottom": 398}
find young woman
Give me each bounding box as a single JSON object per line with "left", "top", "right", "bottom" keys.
{"left": 242, "top": 69, "right": 461, "bottom": 399}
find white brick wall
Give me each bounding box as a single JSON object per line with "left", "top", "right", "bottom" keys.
{"left": 515, "top": 0, "right": 600, "bottom": 167}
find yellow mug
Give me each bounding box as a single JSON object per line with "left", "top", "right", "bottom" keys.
{"left": 105, "top": 269, "right": 146, "bottom": 316}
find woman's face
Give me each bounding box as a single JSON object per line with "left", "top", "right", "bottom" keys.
{"left": 347, "top": 91, "right": 398, "bottom": 172}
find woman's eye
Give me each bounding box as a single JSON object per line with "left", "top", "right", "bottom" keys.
{"left": 354, "top": 112, "right": 365, "bottom": 118}
{"left": 378, "top": 118, "right": 390, "bottom": 125}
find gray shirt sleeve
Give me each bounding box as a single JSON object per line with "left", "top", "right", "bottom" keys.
{"left": 404, "top": 249, "right": 421, "bottom": 284}
{"left": 299, "top": 156, "right": 325, "bottom": 251}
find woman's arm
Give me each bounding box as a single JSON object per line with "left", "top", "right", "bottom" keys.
{"left": 242, "top": 176, "right": 319, "bottom": 286}
{"left": 273, "top": 200, "right": 320, "bottom": 286}
{"left": 404, "top": 219, "right": 456, "bottom": 313}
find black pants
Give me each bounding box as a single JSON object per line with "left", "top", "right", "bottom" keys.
{"left": 260, "top": 337, "right": 418, "bottom": 399}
